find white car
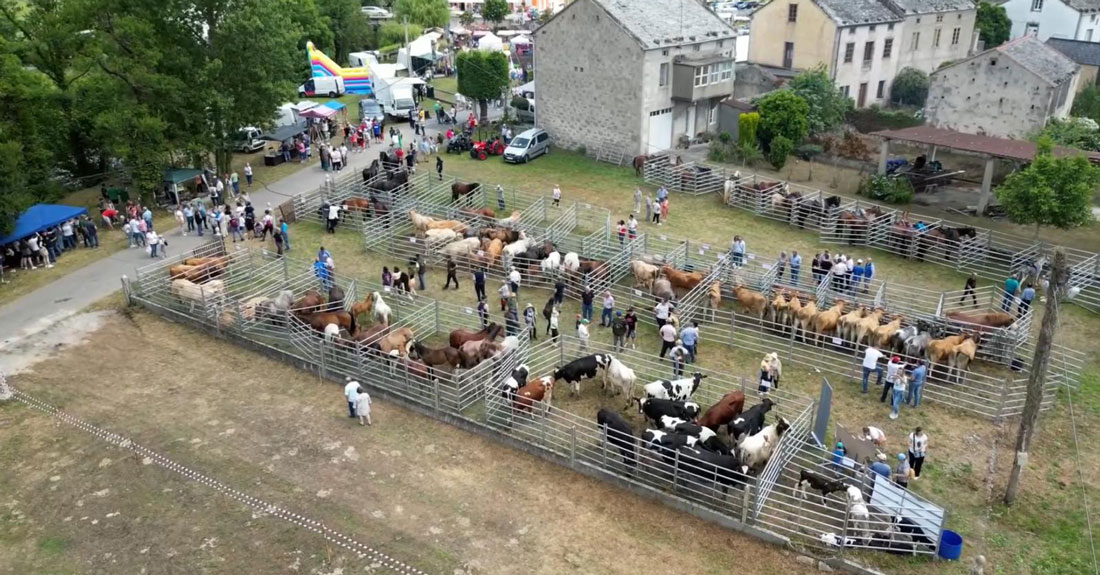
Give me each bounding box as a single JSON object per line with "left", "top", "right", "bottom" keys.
{"left": 361, "top": 6, "right": 392, "bottom": 19}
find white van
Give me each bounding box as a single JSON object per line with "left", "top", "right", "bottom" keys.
{"left": 298, "top": 76, "right": 346, "bottom": 98}
{"left": 503, "top": 128, "right": 550, "bottom": 163}
{"left": 235, "top": 127, "right": 266, "bottom": 153}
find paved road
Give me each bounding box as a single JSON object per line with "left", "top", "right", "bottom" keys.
{"left": 0, "top": 119, "right": 452, "bottom": 349}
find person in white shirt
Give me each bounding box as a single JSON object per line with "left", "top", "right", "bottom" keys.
{"left": 344, "top": 378, "right": 360, "bottom": 418}
{"left": 355, "top": 388, "right": 373, "bottom": 426}
{"left": 327, "top": 203, "right": 341, "bottom": 233}
{"left": 508, "top": 266, "right": 521, "bottom": 296}
{"left": 654, "top": 300, "right": 671, "bottom": 327}
{"left": 861, "top": 345, "right": 883, "bottom": 393}
{"left": 658, "top": 322, "right": 677, "bottom": 359}
{"left": 551, "top": 185, "right": 561, "bottom": 207}
{"left": 244, "top": 162, "right": 253, "bottom": 187}
{"left": 576, "top": 318, "right": 590, "bottom": 353}
{"left": 862, "top": 426, "right": 887, "bottom": 447}
{"left": 331, "top": 147, "right": 343, "bottom": 171}
{"left": 146, "top": 230, "right": 160, "bottom": 258}
{"left": 907, "top": 427, "right": 928, "bottom": 479}
{"left": 881, "top": 355, "right": 902, "bottom": 404}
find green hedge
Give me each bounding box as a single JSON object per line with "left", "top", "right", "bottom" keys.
{"left": 846, "top": 106, "right": 923, "bottom": 133}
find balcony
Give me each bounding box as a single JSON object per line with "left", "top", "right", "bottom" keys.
{"left": 671, "top": 56, "right": 735, "bottom": 103}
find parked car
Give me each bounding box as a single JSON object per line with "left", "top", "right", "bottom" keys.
{"left": 235, "top": 127, "right": 266, "bottom": 153}
{"left": 503, "top": 128, "right": 550, "bottom": 163}
{"left": 360, "top": 5, "right": 392, "bottom": 19}
{"left": 358, "top": 98, "right": 385, "bottom": 124}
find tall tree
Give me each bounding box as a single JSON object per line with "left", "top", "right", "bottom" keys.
{"left": 995, "top": 137, "right": 1099, "bottom": 237}
{"left": 1071, "top": 84, "right": 1100, "bottom": 124}
{"left": 481, "top": 0, "right": 509, "bottom": 27}
{"left": 976, "top": 1, "right": 1011, "bottom": 48}
{"left": 890, "top": 67, "right": 930, "bottom": 107}
{"left": 456, "top": 50, "right": 509, "bottom": 123}
{"left": 787, "top": 66, "right": 850, "bottom": 135}
{"left": 392, "top": 0, "right": 449, "bottom": 28}
{"left": 1004, "top": 248, "right": 1066, "bottom": 506}
{"left": 754, "top": 90, "right": 809, "bottom": 150}
{"left": 318, "top": 0, "right": 372, "bottom": 63}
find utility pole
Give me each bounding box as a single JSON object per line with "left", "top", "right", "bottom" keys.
{"left": 1004, "top": 248, "right": 1066, "bottom": 505}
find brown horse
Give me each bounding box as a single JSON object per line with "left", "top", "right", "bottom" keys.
{"left": 451, "top": 182, "right": 481, "bottom": 202}
{"left": 409, "top": 340, "right": 463, "bottom": 370}
{"left": 449, "top": 322, "right": 503, "bottom": 349}
{"left": 462, "top": 207, "right": 496, "bottom": 218}
{"left": 302, "top": 310, "right": 356, "bottom": 335}
{"left": 292, "top": 290, "right": 326, "bottom": 314}
{"left": 343, "top": 197, "right": 371, "bottom": 214}
{"left": 632, "top": 154, "right": 651, "bottom": 177}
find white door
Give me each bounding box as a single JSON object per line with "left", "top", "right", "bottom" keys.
{"left": 647, "top": 107, "right": 673, "bottom": 153}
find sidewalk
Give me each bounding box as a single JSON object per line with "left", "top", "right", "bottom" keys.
{"left": 0, "top": 119, "right": 449, "bottom": 349}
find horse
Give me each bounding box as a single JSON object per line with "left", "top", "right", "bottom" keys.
{"left": 449, "top": 322, "right": 503, "bottom": 349}
{"left": 632, "top": 154, "right": 653, "bottom": 177}
{"left": 794, "top": 195, "right": 841, "bottom": 229}
{"left": 343, "top": 197, "right": 371, "bottom": 215}
{"left": 452, "top": 182, "right": 481, "bottom": 202}
{"left": 918, "top": 226, "right": 978, "bottom": 262}
{"left": 303, "top": 310, "right": 356, "bottom": 335}
{"left": 946, "top": 311, "right": 1015, "bottom": 329}
{"left": 291, "top": 290, "right": 326, "bottom": 315}
{"left": 462, "top": 207, "right": 496, "bottom": 218}
{"left": 409, "top": 340, "right": 463, "bottom": 373}
{"left": 362, "top": 160, "right": 380, "bottom": 182}
{"left": 836, "top": 206, "right": 885, "bottom": 244}
{"left": 370, "top": 170, "right": 409, "bottom": 194}
{"left": 327, "top": 285, "right": 346, "bottom": 311}
{"left": 371, "top": 327, "right": 415, "bottom": 357}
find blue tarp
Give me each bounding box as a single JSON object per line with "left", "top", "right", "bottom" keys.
{"left": 322, "top": 100, "right": 346, "bottom": 111}
{"left": 0, "top": 204, "right": 89, "bottom": 246}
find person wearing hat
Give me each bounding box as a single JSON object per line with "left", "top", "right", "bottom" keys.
{"left": 581, "top": 285, "right": 595, "bottom": 322}
{"left": 508, "top": 266, "right": 521, "bottom": 297}
{"left": 611, "top": 310, "right": 627, "bottom": 352}
{"left": 851, "top": 259, "right": 865, "bottom": 294}
{"left": 601, "top": 290, "right": 615, "bottom": 327}
{"left": 524, "top": 302, "right": 537, "bottom": 341}
{"left": 870, "top": 452, "right": 891, "bottom": 478}
{"left": 881, "top": 355, "right": 903, "bottom": 404}
{"left": 576, "top": 317, "right": 590, "bottom": 353}
{"left": 894, "top": 452, "right": 912, "bottom": 488}
{"left": 863, "top": 258, "right": 875, "bottom": 294}
{"left": 670, "top": 339, "right": 689, "bottom": 377}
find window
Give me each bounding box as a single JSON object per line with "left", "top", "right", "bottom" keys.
{"left": 694, "top": 65, "right": 709, "bottom": 87}
{"left": 659, "top": 63, "right": 669, "bottom": 87}
{"left": 788, "top": 3, "right": 798, "bottom": 22}
{"left": 840, "top": 85, "right": 850, "bottom": 98}
{"left": 1031, "top": 0, "right": 1043, "bottom": 11}
{"left": 844, "top": 42, "right": 855, "bottom": 63}
{"left": 693, "top": 44, "right": 701, "bottom": 52}
{"left": 662, "top": 49, "right": 669, "bottom": 56}
{"left": 910, "top": 31, "right": 920, "bottom": 51}
{"left": 863, "top": 41, "right": 874, "bottom": 63}
{"left": 870, "top": 25, "right": 876, "bottom": 32}
{"left": 1089, "top": 29, "right": 1095, "bottom": 41}
{"left": 709, "top": 64, "right": 720, "bottom": 84}
{"left": 936, "top": 14, "right": 943, "bottom": 23}
{"left": 877, "top": 80, "right": 885, "bottom": 98}
{"left": 888, "top": 23, "right": 894, "bottom": 30}
{"left": 708, "top": 103, "right": 718, "bottom": 124}
{"left": 783, "top": 42, "right": 794, "bottom": 68}
{"left": 883, "top": 38, "right": 893, "bottom": 58}
{"left": 933, "top": 28, "right": 941, "bottom": 48}
{"left": 719, "top": 61, "right": 734, "bottom": 81}
{"left": 849, "top": 28, "right": 856, "bottom": 35}
{"left": 1026, "top": 22, "right": 1039, "bottom": 36}
{"left": 718, "top": 40, "right": 724, "bottom": 48}
{"left": 952, "top": 27, "right": 961, "bottom": 45}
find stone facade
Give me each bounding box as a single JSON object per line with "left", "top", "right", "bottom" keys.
{"left": 534, "top": 0, "right": 644, "bottom": 154}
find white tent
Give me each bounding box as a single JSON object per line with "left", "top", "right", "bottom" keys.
{"left": 421, "top": 31, "right": 443, "bottom": 43}
{"left": 511, "top": 35, "right": 531, "bottom": 45}
{"left": 408, "top": 36, "right": 435, "bottom": 58}
{"left": 478, "top": 33, "right": 503, "bottom": 52}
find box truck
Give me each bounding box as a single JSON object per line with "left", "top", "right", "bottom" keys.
{"left": 373, "top": 75, "right": 420, "bottom": 120}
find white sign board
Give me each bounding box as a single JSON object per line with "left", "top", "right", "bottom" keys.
{"left": 633, "top": 289, "right": 643, "bottom": 297}
{"left": 408, "top": 237, "right": 417, "bottom": 243}
{"left": 747, "top": 253, "right": 756, "bottom": 260}
{"left": 383, "top": 286, "right": 392, "bottom": 293}
{"left": 464, "top": 307, "right": 474, "bottom": 315}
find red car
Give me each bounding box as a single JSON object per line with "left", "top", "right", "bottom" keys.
{"left": 470, "top": 138, "right": 506, "bottom": 160}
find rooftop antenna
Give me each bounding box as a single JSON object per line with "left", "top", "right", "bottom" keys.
{"left": 680, "top": 0, "right": 684, "bottom": 41}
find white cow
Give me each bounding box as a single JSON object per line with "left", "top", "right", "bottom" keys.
{"left": 424, "top": 228, "right": 460, "bottom": 249}
{"left": 643, "top": 372, "right": 707, "bottom": 401}
{"left": 439, "top": 237, "right": 481, "bottom": 257}
{"left": 737, "top": 416, "right": 790, "bottom": 471}
{"left": 845, "top": 486, "right": 870, "bottom": 542}
{"left": 563, "top": 252, "right": 580, "bottom": 272}
{"left": 601, "top": 356, "right": 637, "bottom": 406}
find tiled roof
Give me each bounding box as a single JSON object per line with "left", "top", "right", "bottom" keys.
{"left": 998, "top": 35, "right": 1079, "bottom": 86}
{"left": 592, "top": 0, "right": 736, "bottom": 50}
{"left": 886, "top": 0, "right": 975, "bottom": 15}
{"left": 1046, "top": 37, "right": 1100, "bottom": 67}
{"left": 814, "top": 0, "right": 902, "bottom": 26}
{"left": 872, "top": 125, "right": 1100, "bottom": 162}
{"left": 1064, "top": 0, "right": 1100, "bottom": 11}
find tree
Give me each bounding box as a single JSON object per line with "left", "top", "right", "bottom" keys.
{"left": 1036, "top": 117, "right": 1100, "bottom": 152}
{"left": 768, "top": 135, "right": 794, "bottom": 169}
{"left": 890, "top": 67, "right": 930, "bottom": 107}
{"left": 788, "top": 66, "right": 851, "bottom": 135}
{"left": 738, "top": 112, "right": 759, "bottom": 147}
{"left": 459, "top": 10, "right": 475, "bottom": 26}
{"left": 318, "top": 0, "right": 372, "bottom": 63}
{"left": 457, "top": 50, "right": 510, "bottom": 123}
{"left": 976, "top": 1, "right": 1011, "bottom": 48}
{"left": 995, "top": 137, "right": 1099, "bottom": 237}
{"left": 754, "top": 91, "right": 809, "bottom": 150}
{"left": 378, "top": 21, "right": 422, "bottom": 48}
{"left": 1004, "top": 248, "right": 1066, "bottom": 506}
{"left": 393, "top": 0, "right": 449, "bottom": 28}
{"left": 1071, "top": 84, "right": 1100, "bottom": 124}
{"left": 537, "top": 9, "right": 553, "bottom": 25}
{"left": 482, "top": 0, "right": 509, "bottom": 27}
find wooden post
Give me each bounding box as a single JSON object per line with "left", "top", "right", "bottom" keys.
{"left": 1005, "top": 249, "right": 1066, "bottom": 505}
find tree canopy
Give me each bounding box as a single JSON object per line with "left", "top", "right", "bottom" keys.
{"left": 995, "top": 137, "right": 1099, "bottom": 233}
{"left": 457, "top": 50, "right": 510, "bottom": 122}
{"left": 890, "top": 67, "right": 930, "bottom": 107}
{"left": 976, "top": 1, "right": 1011, "bottom": 48}
{"left": 754, "top": 90, "right": 809, "bottom": 150}
{"left": 393, "top": 0, "right": 449, "bottom": 29}
{"left": 481, "top": 0, "right": 509, "bottom": 26}
{"left": 1071, "top": 84, "right": 1100, "bottom": 125}
{"left": 788, "top": 66, "right": 850, "bottom": 135}
{"left": 1035, "top": 117, "right": 1100, "bottom": 152}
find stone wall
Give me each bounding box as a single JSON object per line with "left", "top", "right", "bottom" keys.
{"left": 534, "top": 0, "right": 644, "bottom": 154}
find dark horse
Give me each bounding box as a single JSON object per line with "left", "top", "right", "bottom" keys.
{"left": 632, "top": 154, "right": 651, "bottom": 177}
{"left": 362, "top": 160, "right": 381, "bottom": 182}
{"left": 795, "top": 195, "right": 841, "bottom": 229}
{"left": 916, "top": 226, "right": 978, "bottom": 262}
{"left": 452, "top": 182, "right": 481, "bottom": 202}
{"left": 370, "top": 170, "right": 409, "bottom": 194}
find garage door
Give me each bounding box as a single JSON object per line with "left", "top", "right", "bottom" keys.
{"left": 647, "top": 107, "right": 673, "bottom": 153}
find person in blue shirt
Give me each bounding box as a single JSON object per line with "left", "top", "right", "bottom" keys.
{"left": 851, "top": 259, "right": 865, "bottom": 294}
{"left": 863, "top": 258, "right": 875, "bottom": 294}
{"left": 1018, "top": 282, "right": 1036, "bottom": 317}
{"left": 869, "top": 452, "right": 892, "bottom": 478}
{"left": 656, "top": 185, "right": 668, "bottom": 203}
{"left": 473, "top": 267, "right": 486, "bottom": 301}
{"left": 318, "top": 246, "right": 332, "bottom": 264}
{"left": 679, "top": 321, "right": 700, "bottom": 363}
{"left": 789, "top": 251, "right": 802, "bottom": 285}
{"left": 1003, "top": 274, "right": 1020, "bottom": 312}
{"left": 908, "top": 359, "right": 928, "bottom": 407}
{"left": 280, "top": 219, "right": 290, "bottom": 251}
{"left": 313, "top": 257, "right": 332, "bottom": 292}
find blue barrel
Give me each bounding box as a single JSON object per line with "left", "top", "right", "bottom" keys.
{"left": 938, "top": 530, "right": 963, "bottom": 560}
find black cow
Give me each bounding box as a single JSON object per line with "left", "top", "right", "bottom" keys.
{"left": 673, "top": 422, "right": 731, "bottom": 455}
{"left": 674, "top": 445, "right": 749, "bottom": 494}
{"left": 554, "top": 354, "right": 613, "bottom": 396}
{"left": 796, "top": 469, "right": 848, "bottom": 504}
{"left": 597, "top": 409, "right": 636, "bottom": 469}
{"left": 502, "top": 364, "right": 530, "bottom": 400}
{"left": 728, "top": 398, "right": 774, "bottom": 441}
{"left": 641, "top": 429, "right": 699, "bottom": 456}
{"left": 634, "top": 397, "right": 701, "bottom": 427}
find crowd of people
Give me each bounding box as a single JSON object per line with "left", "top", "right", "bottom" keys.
{"left": 2, "top": 214, "right": 101, "bottom": 277}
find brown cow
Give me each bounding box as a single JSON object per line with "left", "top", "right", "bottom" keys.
{"left": 795, "top": 300, "right": 818, "bottom": 343}
{"left": 812, "top": 300, "right": 847, "bottom": 346}
{"left": 854, "top": 308, "right": 886, "bottom": 347}
{"left": 660, "top": 265, "right": 704, "bottom": 291}
{"left": 733, "top": 284, "right": 768, "bottom": 319}
{"left": 767, "top": 290, "right": 789, "bottom": 324}
{"left": 952, "top": 337, "right": 979, "bottom": 382}
{"left": 927, "top": 334, "right": 967, "bottom": 378}
{"left": 487, "top": 238, "right": 504, "bottom": 263}
{"left": 872, "top": 315, "right": 904, "bottom": 349}
{"left": 946, "top": 311, "right": 1015, "bottom": 329}
{"left": 514, "top": 376, "right": 554, "bottom": 415}
{"left": 838, "top": 307, "right": 866, "bottom": 342}
{"left": 698, "top": 391, "right": 746, "bottom": 431}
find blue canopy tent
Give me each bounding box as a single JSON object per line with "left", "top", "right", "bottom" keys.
{"left": 0, "top": 204, "right": 89, "bottom": 246}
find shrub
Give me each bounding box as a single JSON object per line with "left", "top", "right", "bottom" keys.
{"left": 708, "top": 139, "right": 733, "bottom": 163}
{"left": 769, "top": 135, "right": 794, "bottom": 169}
{"left": 511, "top": 96, "right": 531, "bottom": 111}
{"left": 796, "top": 143, "right": 824, "bottom": 161}
{"left": 837, "top": 131, "right": 873, "bottom": 160}
{"left": 719, "top": 131, "right": 732, "bottom": 144}
{"left": 738, "top": 112, "right": 760, "bottom": 147}
{"left": 858, "top": 174, "right": 914, "bottom": 204}
{"left": 846, "top": 105, "right": 924, "bottom": 133}
{"left": 737, "top": 141, "right": 763, "bottom": 166}
{"left": 890, "top": 67, "right": 930, "bottom": 107}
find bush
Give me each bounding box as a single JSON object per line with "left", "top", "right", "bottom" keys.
{"left": 511, "top": 96, "right": 531, "bottom": 111}
{"left": 769, "top": 135, "right": 793, "bottom": 169}
{"left": 576, "top": 144, "right": 587, "bottom": 156}
{"left": 891, "top": 67, "right": 930, "bottom": 107}
{"left": 858, "top": 174, "right": 914, "bottom": 204}
{"left": 708, "top": 139, "right": 733, "bottom": 163}
{"left": 738, "top": 112, "right": 760, "bottom": 147}
{"left": 719, "top": 131, "right": 732, "bottom": 144}
{"left": 737, "top": 141, "right": 763, "bottom": 166}
{"left": 846, "top": 105, "right": 924, "bottom": 133}
{"left": 795, "top": 143, "right": 824, "bottom": 161}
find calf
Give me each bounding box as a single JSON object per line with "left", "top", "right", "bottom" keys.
{"left": 596, "top": 409, "right": 636, "bottom": 469}
{"left": 553, "top": 353, "right": 613, "bottom": 397}
{"left": 674, "top": 445, "right": 750, "bottom": 494}
{"left": 642, "top": 372, "right": 708, "bottom": 401}
{"left": 727, "top": 398, "right": 774, "bottom": 441}
{"left": 634, "top": 397, "right": 701, "bottom": 427}
{"left": 698, "top": 391, "right": 746, "bottom": 431}
{"left": 502, "top": 364, "right": 530, "bottom": 400}
{"left": 513, "top": 376, "right": 554, "bottom": 416}
{"left": 673, "top": 422, "right": 731, "bottom": 455}
{"left": 796, "top": 469, "right": 848, "bottom": 505}
{"left": 845, "top": 486, "right": 870, "bottom": 542}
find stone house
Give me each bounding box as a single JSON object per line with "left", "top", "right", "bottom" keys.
{"left": 924, "top": 35, "right": 1080, "bottom": 138}
{"left": 534, "top": 0, "right": 737, "bottom": 155}
{"left": 1002, "top": 0, "right": 1100, "bottom": 43}
{"left": 746, "top": 0, "right": 977, "bottom": 107}
{"left": 1047, "top": 36, "right": 1100, "bottom": 89}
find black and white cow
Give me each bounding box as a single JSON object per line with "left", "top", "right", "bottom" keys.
{"left": 796, "top": 469, "right": 848, "bottom": 505}
{"left": 673, "top": 421, "right": 731, "bottom": 455}
{"left": 727, "top": 398, "right": 774, "bottom": 441}
{"left": 674, "top": 445, "right": 750, "bottom": 493}
{"left": 634, "top": 397, "right": 701, "bottom": 427}
{"left": 643, "top": 372, "right": 707, "bottom": 401}
{"left": 554, "top": 353, "right": 613, "bottom": 396}
{"left": 641, "top": 429, "right": 700, "bottom": 452}
{"left": 596, "top": 408, "right": 636, "bottom": 469}
{"left": 502, "top": 364, "right": 530, "bottom": 400}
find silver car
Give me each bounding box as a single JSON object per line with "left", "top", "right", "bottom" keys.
{"left": 503, "top": 128, "right": 550, "bottom": 163}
